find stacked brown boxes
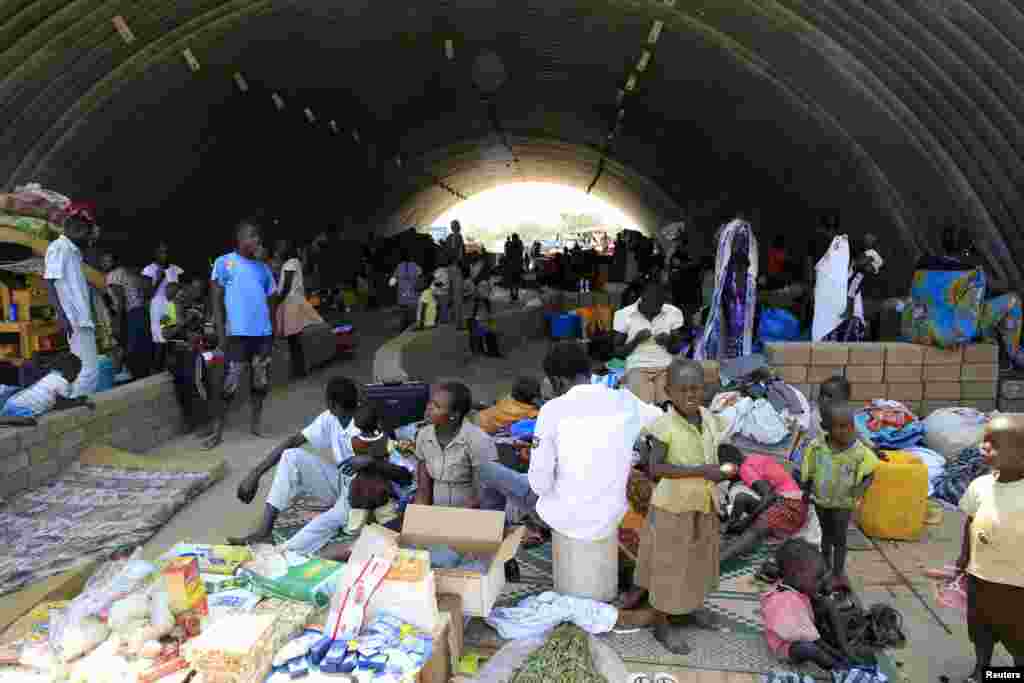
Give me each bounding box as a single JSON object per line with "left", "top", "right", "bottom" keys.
{"left": 763, "top": 342, "right": 998, "bottom": 415}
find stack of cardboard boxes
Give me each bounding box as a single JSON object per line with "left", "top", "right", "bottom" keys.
{"left": 765, "top": 342, "right": 999, "bottom": 414}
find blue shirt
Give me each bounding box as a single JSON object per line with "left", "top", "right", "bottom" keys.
{"left": 211, "top": 252, "right": 274, "bottom": 337}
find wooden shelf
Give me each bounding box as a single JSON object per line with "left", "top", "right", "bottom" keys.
{"left": 0, "top": 225, "right": 107, "bottom": 289}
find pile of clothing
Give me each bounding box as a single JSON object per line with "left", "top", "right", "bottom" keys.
{"left": 854, "top": 400, "right": 925, "bottom": 450}
{"left": 931, "top": 446, "right": 989, "bottom": 507}
{"left": 712, "top": 366, "right": 810, "bottom": 449}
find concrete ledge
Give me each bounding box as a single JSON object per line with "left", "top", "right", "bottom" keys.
{"left": 373, "top": 307, "right": 547, "bottom": 384}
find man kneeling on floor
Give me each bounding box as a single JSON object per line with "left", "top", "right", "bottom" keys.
{"left": 229, "top": 376, "right": 408, "bottom": 555}
{"left": 618, "top": 358, "right": 733, "bottom": 655}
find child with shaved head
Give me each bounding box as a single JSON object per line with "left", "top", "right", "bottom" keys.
{"left": 957, "top": 414, "right": 1024, "bottom": 680}
{"left": 800, "top": 400, "right": 879, "bottom": 592}
{"left": 619, "top": 358, "right": 733, "bottom": 654}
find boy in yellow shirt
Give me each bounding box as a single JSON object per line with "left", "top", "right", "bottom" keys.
{"left": 619, "top": 358, "right": 735, "bottom": 654}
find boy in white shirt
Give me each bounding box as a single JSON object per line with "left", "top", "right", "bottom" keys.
{"left": 45, "top": 214, "right": 98, "bottom": 398}
{"left": 613, "top": 280, "right": 687, "bottom": 405}
{"left": 0, "top": 353, "right": 93, "bottom": 421}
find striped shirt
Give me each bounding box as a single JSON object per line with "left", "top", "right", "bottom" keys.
{"left": 44, "top": 236, "right": 94, "bottom": 329}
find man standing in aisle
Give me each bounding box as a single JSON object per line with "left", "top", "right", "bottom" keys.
{"left": 203, "top": 219, "right": 276, "bottom": 450}
{"left": 143, "top": 242, "right": 184, "bottom": 371}
{"left": 613, "top": 280, "right": 687, "bottom": 405}
{"left": 45, "top": 211, "right": 99, "bottom": 397}
{"left": 447, "top": 219, "right": 466, "bottom": 329}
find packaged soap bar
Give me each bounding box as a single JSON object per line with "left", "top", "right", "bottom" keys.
{"left": 163, "top": 556, "right": 209, "bottom": 616}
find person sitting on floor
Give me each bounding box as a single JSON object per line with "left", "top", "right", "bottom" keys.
{"left": 414, "top": 381, "right": 498, "bottom": 508}
{"left": 474, "top": 376, "right": 541, "bottom": 435}
{"left": 0, "top": 353, "right": 93, "bottom": 422}
{"left": 229, "top": 376, "right": 364, "bottom": 554}
{"left": 761, "top": 539, "right": 862, "bottom": 672}
{"left": 618, "top": 358, "right": 731, "bottom": 655}
{"left": 720, "top": 448, "right": 810, "bottom": 563}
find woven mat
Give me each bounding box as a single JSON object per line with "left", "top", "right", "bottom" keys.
{"left": 271, "top": 496, "right": 361, "bottom": 551}
{"left": 0, "top": 448, "right": 223, "bottom": 600}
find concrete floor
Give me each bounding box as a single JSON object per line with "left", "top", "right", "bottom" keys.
{"left": 132, "top": 304, "right": 1001, "bottom": 683}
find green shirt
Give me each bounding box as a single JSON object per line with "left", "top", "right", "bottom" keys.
{"left": 800, "top": 437, "right": 879, "bottom": 510}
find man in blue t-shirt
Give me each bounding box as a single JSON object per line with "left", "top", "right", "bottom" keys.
{"left": 204, "top": 219, "right": 276, "bottom": 449}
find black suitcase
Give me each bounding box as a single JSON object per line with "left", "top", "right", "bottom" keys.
{"left": 365, "top": 381, "right": 430, "bottom": 431}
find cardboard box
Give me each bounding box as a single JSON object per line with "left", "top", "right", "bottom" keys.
{"left": 764, "top": 342, "right": 811, "bottom": 366}
{"left": 922, "top": 400, "right": 959, "bottom": 415}
{"left": 419, "top": 594, "right": 464, "bottom": 683}
{"left": 700, "top": 360, "right": 720, "bottom": 384}
{"left": 924, "top": 365, "right": 961, "bottom": 381}
{"left": 961, "top": 381, "right": 997, "bottom": 400}
{"left": 811, "top": 343, "right": 850, "bottom": 366}
{"left": 884, "top": 343, "right": 924, "bottom": 366}
{"left": 401, "top": 505, "right": 523, "bottom": 618}
{"left": 884, "top": 365, "right": 923, "bottom": 383}
{"left": 776, "top": 365, "right": 808, "bottom": 384}
{"left": 848, "top": 343, "right": 886, "bottom": 366}
{"left": 924, "top": 346, "right": 964, "bottom": 365}
{"left": 849, "top": 383, "right": 886, "bottom": 401}
{"left": 924, "top": 382, "right": 961, "bottom": 400}
{"left": 961, "top": 364, "right": 998, "bottom": 382}
{"left": 886, "top": 383, "right": 924, "bottom": 401}
{"left": 963, "top": 344, "right": 999, "bottom": 364}
{"left": 808, "top": 365, "right": 845, "bottom": 385}
{"left": 845, "top": 366, "right": 884, "bottom": 383}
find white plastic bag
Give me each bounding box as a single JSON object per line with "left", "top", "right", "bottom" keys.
{"left": 721, "top": 397, "right": 790, "bottom": 446}
{"left": 108, "top": 595, "right": 149, "bottom": 633}
{"left": 923, "top": 408, "right": 991, "bottom": 461}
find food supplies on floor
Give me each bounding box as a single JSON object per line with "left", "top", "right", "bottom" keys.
{"left": 182, "top": 613, "right": 278, "bottom": 683}
{"left": 159, "top": 543, "right": 254, "bottom": 575}
{"left": 237, "top": 545, "right": 343, "bottom": 607}
{"left": 163, "top": 556, "right": 209, "bottom": 617}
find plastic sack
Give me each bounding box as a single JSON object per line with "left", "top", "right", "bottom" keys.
{"left": 510, "top": 419, "right": 536, "bottom": 441}
{"left": 107, "top": 594, "right": 149, "bottom": 633}
{"left": 760, "top": 307, "right": 802, "bottom": 342}
{"left": 761, "top": 590, "right": 820, "bottom": 644}
{"left": 469, "top": 633, "right": 627, "bottom": 683}
{"left": 485, "top": 591, "right": 619, "bottom": 640}
{"left": 934, "top": 572, "right": 967, "bottom": 618}
{"left": 923, "top": 408, "right": 991, "bottom": 461}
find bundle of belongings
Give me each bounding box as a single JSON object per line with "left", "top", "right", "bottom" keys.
{"left": 712, "top": 354, "right": 811, "bottom": 449}
{"left": 851, "top": 400, "right": 924, "bottom": 450}
{"left": 0, "top": 183, "right": 86, "bottom": 241}
{"left": 930, "top": 446, "right": 990, "bottom": 508}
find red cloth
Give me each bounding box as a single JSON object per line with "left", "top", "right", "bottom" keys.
{"left": 739, "top": 454, "right": 801, "bottom": 497}
{"left": 761, "top": 587, "right": 819, "bottom": 658}
{"left": 754, "top": 498, "right": 809, "bottom": 538}
{"left": 766, "top": 248, "right": 787, "bottom": 276}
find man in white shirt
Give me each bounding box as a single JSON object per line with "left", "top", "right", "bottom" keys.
{"left": 479, "top": 342, "right": 661, "bottom": 572}
{"left": 143, "top": 242, "right": 184, "bottom": 369}
{"left": 613, "top": 280, "right": 686, "bottom": 405}
{"left": 44, "top": 215, "right": 98, "bottom": 397}
{"left": 229, "top": 376, "right": 362, "bottom": 555}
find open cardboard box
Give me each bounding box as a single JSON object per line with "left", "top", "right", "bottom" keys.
{"left": 401, "top": 505, "right": 524, "bottom": 617}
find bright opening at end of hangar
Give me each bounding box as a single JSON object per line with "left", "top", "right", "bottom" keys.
{"left": 432, "top": 181, "right": 642, "bottom": 252}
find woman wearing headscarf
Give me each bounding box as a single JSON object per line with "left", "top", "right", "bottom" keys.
{"left": 696, "top": 217, "right": 759, "bottom": 361}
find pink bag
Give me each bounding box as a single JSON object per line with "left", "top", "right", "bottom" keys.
{"left": 761, "top": 589, "right": 820, "bottom": 643}
{"left": 934, "top": 572, "right": 967, "bottom": 618}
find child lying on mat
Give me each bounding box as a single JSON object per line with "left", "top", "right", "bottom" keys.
{"left": 0, "top": 353, "right": 94, "bottom": 423}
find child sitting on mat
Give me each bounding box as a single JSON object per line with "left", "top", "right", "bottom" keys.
{"left": 342, "top": 403, "right": 414, "bottom": 532}
{"left": 800, "top": 401, "right": 879, "bottom": 592}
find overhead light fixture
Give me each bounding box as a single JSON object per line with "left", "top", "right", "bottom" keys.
{"left": 615, "top": 88, "right": 625, "bottom": 105}
{"left": 329, "top": 120, "right": 339, "bottom": 133}
{"left": 445, "top": 39, "right": 455, "bottom": 60}
{"left": 112, "top": 16, "right": 135, "bottom": 44}
{"left": 233, "top": 72, "right": 248, "bottom": 92}
{"left": 625, "top": 74, "right": 637, "bottom": 91}
{"left": 395, "top": 155, "right": 403, "bottom": 168}
{"left": 636, "top": 49, "right": 651, "bottom": 72}
{"left": 352, "top": 129, "right": 361, "bottom": 143}
{"left": 304, "top": 108, "right": 316, "bottom": 123}
{"left": 617, "top": 108, "right": 626, "bottom": 120}
{"left": 662, "top": 0, "right": 677, "bottom": 6}
{"left": 182, "top": 48, "right": 200, "bottom": 72}
{"left": 648, "top": 20, "right": 663, "bottom": 45}
{"left": 272, "top": 93, "right": 285, "bottom": 110}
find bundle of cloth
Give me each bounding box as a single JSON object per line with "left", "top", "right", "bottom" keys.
{"left": 854, "top": 400, "right": 925, "bottom": 450}
{"left": 930, "top": 446, "right": 989, "bottom": 507}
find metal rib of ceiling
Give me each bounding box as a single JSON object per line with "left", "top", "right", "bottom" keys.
{"left": 0, "top": 1, "right": 1022, "bottom": 286}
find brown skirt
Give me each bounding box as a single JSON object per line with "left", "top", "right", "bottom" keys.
{"left": 967, "top": 574, "right": 1024, "bottom": 656}
{"left": 634, "top": 507, "right": 720, "bottom": 615}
